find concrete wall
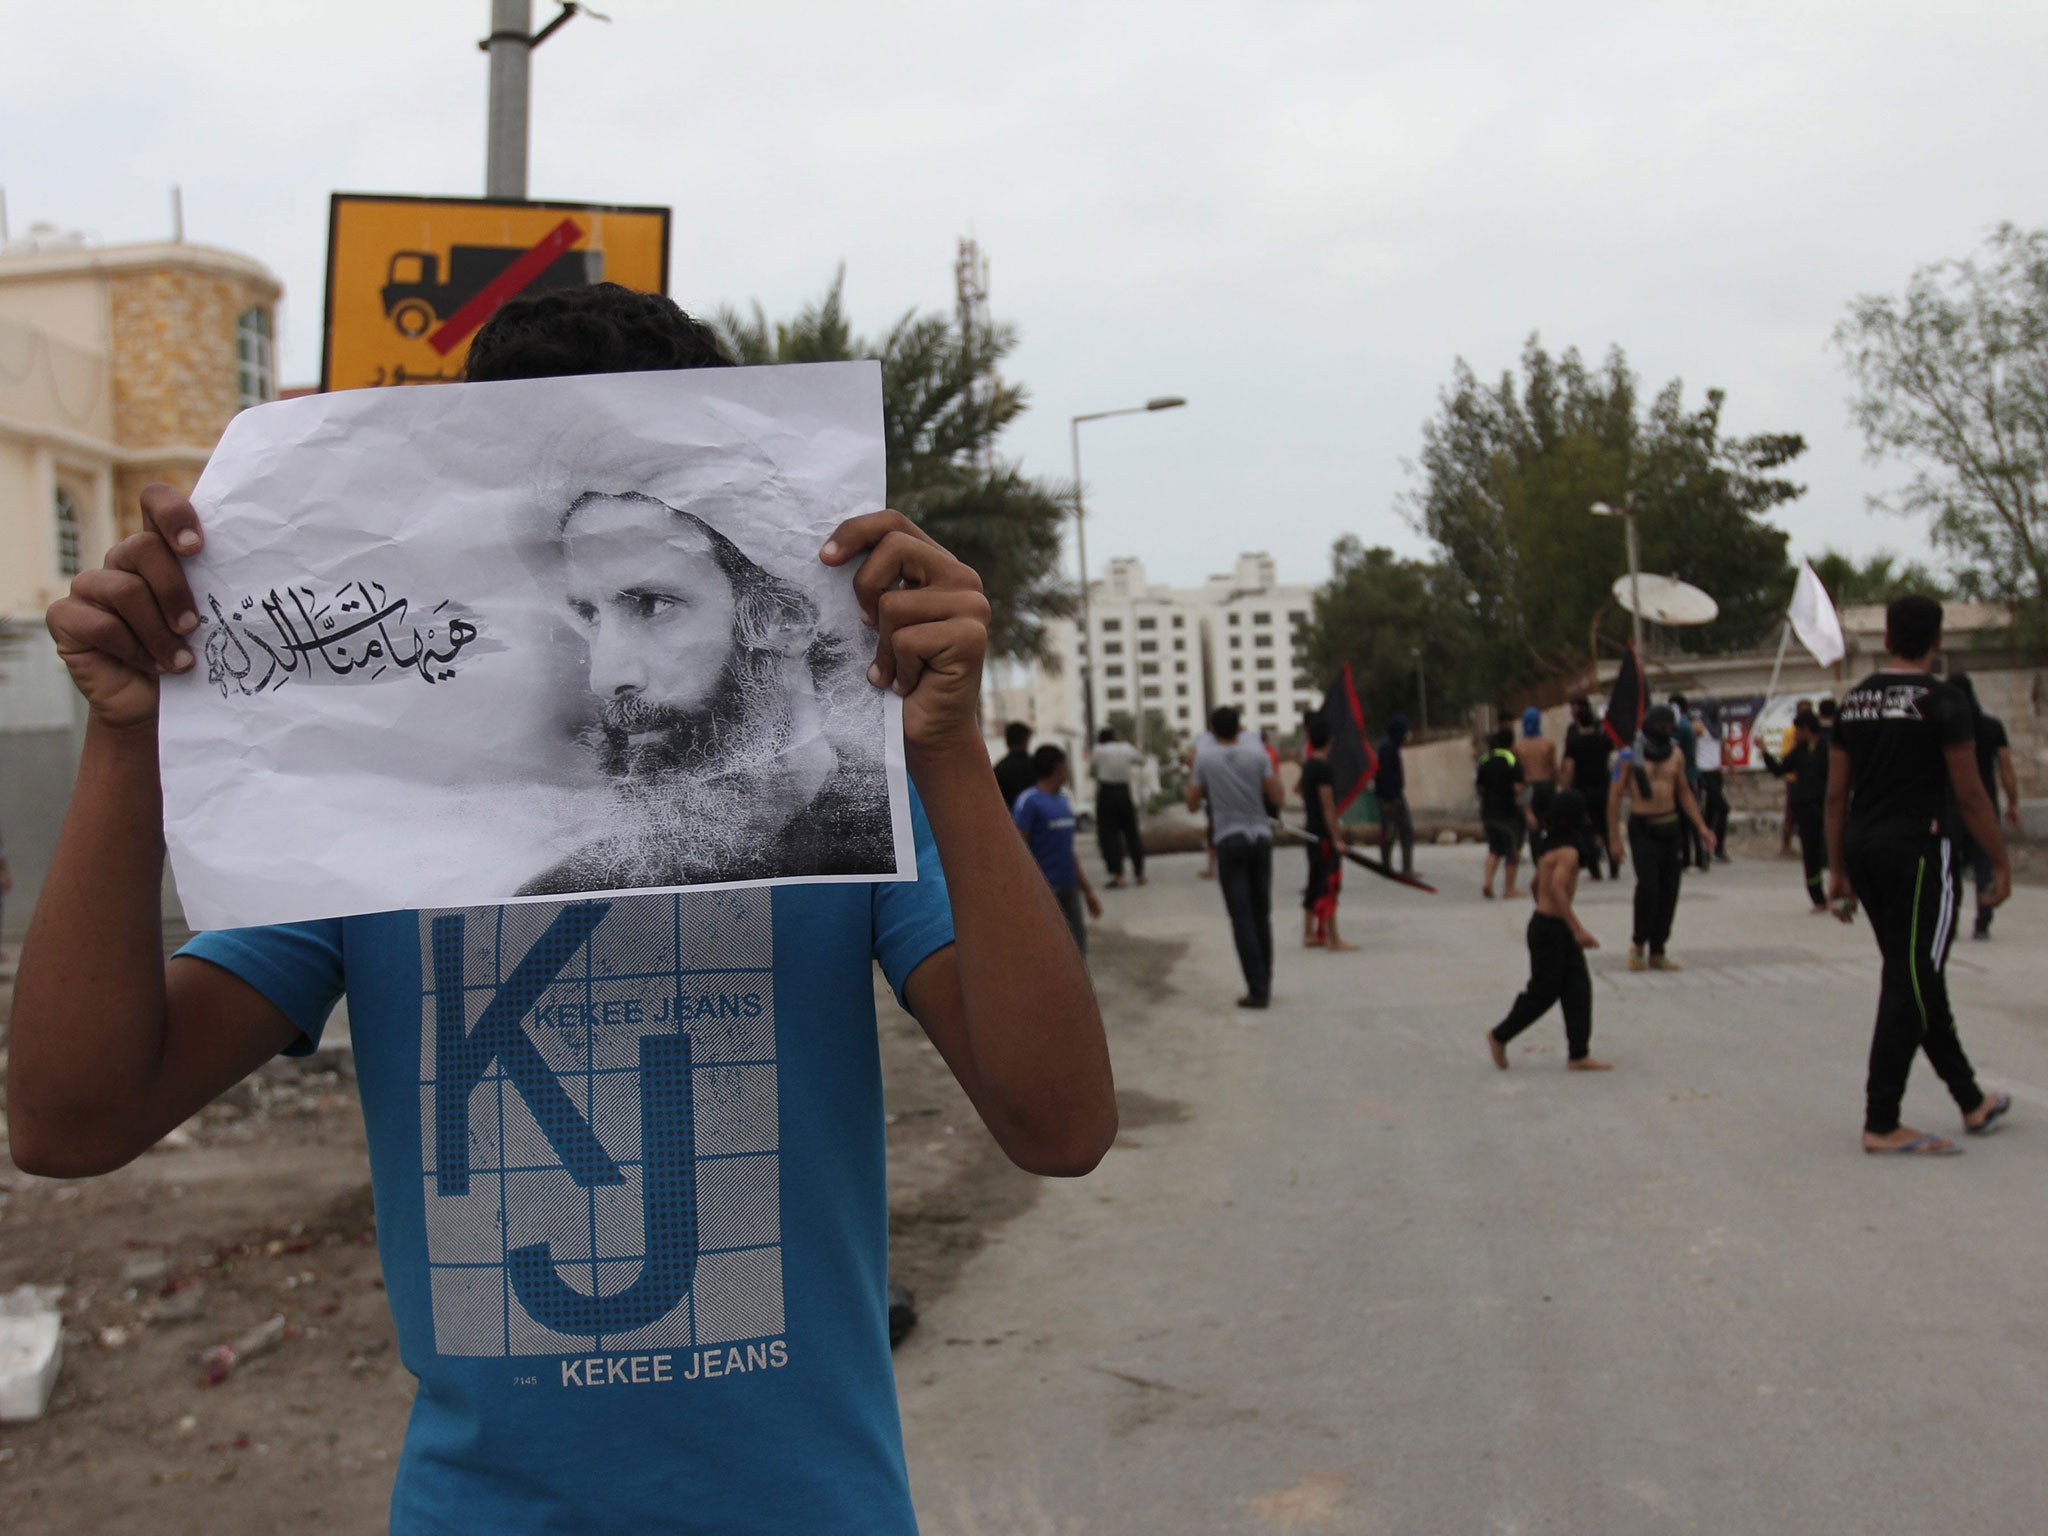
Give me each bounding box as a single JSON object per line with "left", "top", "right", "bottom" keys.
{"left": 0, "top": 645, "right": 83, "bottom": 938}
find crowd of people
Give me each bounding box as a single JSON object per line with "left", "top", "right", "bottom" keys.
{"left": 1001, "top": 593, "right": 2027, "bottom": 1159}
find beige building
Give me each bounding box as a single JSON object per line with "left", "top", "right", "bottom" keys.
{"left": 0, "top": 227, "right": 281, "bottom": 619}
{"left": 0, "top": 226, "right": 282, "bottom": 927}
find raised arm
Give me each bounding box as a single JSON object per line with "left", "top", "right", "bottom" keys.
{"left": 10, "top": 486, "right": 301, "bottom": 1177}
{"left": 822, "top": 512, "right": 1115, "bottom": 1177}
{"left": 1997, "top": 745, "right": 2021, "bottom": 829}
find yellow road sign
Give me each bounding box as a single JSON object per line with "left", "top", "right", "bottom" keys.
{"left": 321, "top": 193, "right": 670, "bottom": 392}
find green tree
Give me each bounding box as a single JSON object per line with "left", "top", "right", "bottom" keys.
{"left": 1297, "top": 538, "right": 1483, "bottom": 731}
{"left": 1411, "top": 337, "right": 1803, "bottom": 690}
{"left": 716, "top": 270, "right": 1073, "bottom": 661}
{"left": 1834, "top": 224, "right": 2048, "bottom": 609}
{"left": 1806, "top": 548, "right": 1952, "bottom": 607}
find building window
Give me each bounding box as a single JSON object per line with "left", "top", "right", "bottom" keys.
{"left": 1229, "top": 635, "right": 1241, "bottom": 650}
{"left": 1230, "top": 658, "right": 1243, "bottom": 672}
{"left": 1176, "top": 684, "right": 1189, "bottom": 697}
{"left": 1106, "top": 686, "right": 1126, "bottom": 702}
{"left": 1289, "top": 610, "right": 1307, "bottom": 628}
{"left": 1174, "top": 661, "right": 1187, "bottom": 674}
{"left": 1253, "top": 611, "right": 1272, "bottom": 626}
{"left": 236, "top": 307, "right": 275, "bottom": 407}
{"left": 1101, "top": 617, "right": 1121, "bottom": 632}
{"left": 1257, "top": 680, "right": 1276, "bottom": 694}
{"left": 1106, "top": 663, "right": 1124, "bottom": 678}
{"left": 1103, "top": 641, "right": 1123, "bottom": 656}
{"left": 1139, "top": 661, "right": 1159, "bottom": 677}
{"left": 1172, "top": 638, "right": 1184, "bottom": 651}
{"left": 1137, "top": 616, "right": 1157, "bottom": 631}
{"left": 1227, "top": 612, "right": 1240, "bottom": 626}
{"left": 1254, "top": 634, "right": 1273, "bottom": 649}
{"left": 1255, "top": 657, "right": 1274, "bottom": 671}
{"left": 1143, "top": 685, "right": 1161, "bottom": 700}
{"left": 1172, "top": 615, "right": 1184, "bottom": 629}
{"left": 54, "top": 486, "right": 82, "bottom": 577}
{"left": 1139, "top": 639, "right": 1158, "bottom": 654}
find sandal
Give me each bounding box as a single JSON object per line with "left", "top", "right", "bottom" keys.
{"left": 1966, "top": 1092, "right": 2013, "bottom": 1136}
{"left": 1864, "top": 1134, "right": 1961, "bottom": 1156}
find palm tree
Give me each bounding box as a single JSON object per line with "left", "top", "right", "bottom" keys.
{"left": 715, "top": 270, "right": 1074, "bottom": 662}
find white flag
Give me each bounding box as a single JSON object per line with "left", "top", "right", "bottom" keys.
{"left": 1788, "top": 561, "right": 1846, "bottom": 667}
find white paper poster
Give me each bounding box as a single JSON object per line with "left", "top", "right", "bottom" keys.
{"left": 160, "top": 363, "right": 912, "bottom": 929}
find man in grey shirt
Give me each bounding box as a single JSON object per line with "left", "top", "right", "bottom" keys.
{"left": 1189, "top": 706, "right": 1285, "bottom": 1007}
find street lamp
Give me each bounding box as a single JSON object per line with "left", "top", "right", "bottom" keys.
{"left": 1071, "top": 396, "right": 1187, "bottom": 744}
{"left": 1590, "top": 497, "right": 1643, "bottom": 654}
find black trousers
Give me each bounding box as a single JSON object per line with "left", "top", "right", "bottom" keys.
{"left": 1095, "top": 783, "right": 1144, "bottom": 879}
{"left": 1378, "top": 794, "right": 1415, "bottom": 875}
{"left": 1793, "top": 802, "right": 1828, "bottom": 908}
{"left": 1628, "top": 815, "right": 1685, "bottom": 954}
{"left": 1216, "top": 833, "right": 1274, "bottom": 1001}
{"left": 1051, "top": 883, "right": 1087, "bottom": 956}
{"left": 1699, "top": 770, "right": 1730, "bottom": 855}
{"left": 1848, "top": 837, "right": 1983, "bottom": 1136}
{"left": 1492, "top": 913, "right": 1592, "bottom": 1060}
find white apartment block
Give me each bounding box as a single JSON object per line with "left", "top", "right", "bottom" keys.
{"left": 1198, "top": 553, "right": 1321, "bottom": 736}
{"left": 985, "top": 553, "right": 1321, "bottom": 754}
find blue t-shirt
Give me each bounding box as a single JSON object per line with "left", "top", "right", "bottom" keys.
{"left": 1011, "top": 786, "right": 1079, "bottom": 888}
{"left": 178, "top": 795, "right": 955, "bottom": 1534}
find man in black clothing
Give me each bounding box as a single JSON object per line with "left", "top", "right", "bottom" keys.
{"left": 1828, "top": 596, "right": 2012, "bottom": 1156}
{"left": 1374, "top": 713, "right": 1415, "bottom": 877}
{"left": 1948, "top": 674, "right": 2023, "bottom": 939}
{"left": 1561, "top": 698, "right": 1614, "bottom": 879}
{"left": 1763, "top": 710, "right": 1830, "bottom": 912}
{"left": 1476, "top": 725, "right": 1529, "bottom": 900}
{"left": 994, "top": 721, "right": 1037, "bottom": 810}
{"left": 1607, "top": 705, "right": 1717, "bottom": 970}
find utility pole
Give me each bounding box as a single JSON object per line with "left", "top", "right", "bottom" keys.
{"left": 484, "top": 0, "right": 533, "bottom": 198}
{"left": 482, "top": 2, "right": 604, "bottom": 199}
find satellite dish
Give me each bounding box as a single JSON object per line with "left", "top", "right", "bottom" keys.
{"left": 1613, "top": 574, "right": 1719, "bottom": 626}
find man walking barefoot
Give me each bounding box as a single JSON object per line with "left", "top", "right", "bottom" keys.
{"left": 1298, "top": 714, "right": 1356, "bottom": 952}
{"left": 1828, "top": 596, "right": 2012, "bottom": 1156}
{"left": 1487, "top": 790, "right": 1610, "bottom": 1072}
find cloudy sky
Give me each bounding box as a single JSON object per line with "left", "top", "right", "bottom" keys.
{"left": 9, "top": 1, "right": 2041, "bottom": 592}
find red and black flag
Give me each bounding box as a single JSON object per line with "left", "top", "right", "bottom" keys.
{"left": 1318, "top": 664, "right": 1378, "bottom": 814}
{"left": 1289, "top": 667, "right": 1434, "bottom": 892}
{"left": 1603, "top": 642, "right": 1647, "bottom": 748}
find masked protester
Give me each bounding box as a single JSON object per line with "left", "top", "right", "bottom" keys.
{"left": 1561, "top": 697, "right": 1614, "bottom": 879}
{"left": 1606, "top": 704, "right": 1717, "bottom": 970}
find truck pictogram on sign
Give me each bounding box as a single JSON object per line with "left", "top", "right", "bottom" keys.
{"left": 382, "top": 242, "right": 604, "bottom": 339}
{"left": 322, "top": 193, "right": 670, "bottom": 392}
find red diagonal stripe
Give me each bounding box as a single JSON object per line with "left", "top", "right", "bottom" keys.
{"left": 428, "top": 218, "right": 585, "bottom": 356}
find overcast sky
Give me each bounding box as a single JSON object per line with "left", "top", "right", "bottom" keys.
{"left": 10, "top": 1, "right": 2042, "bottom": 593}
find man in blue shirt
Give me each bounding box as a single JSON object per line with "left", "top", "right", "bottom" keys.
{"left": 1011, "top": 744, "right": 1102, "bottom": 953}
{"left": 9, "top": 284, "right": 1118, "bottom": 1535}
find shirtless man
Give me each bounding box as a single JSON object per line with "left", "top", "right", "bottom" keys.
{"left": 1487, "top": 789, "right": 1610, "bottom": 1071}
{"left": 1608, "top": 704, "right": 1717, "bottom": 971}
{"left": 1517, "top": 706, "right": 1560, "bottom": 820}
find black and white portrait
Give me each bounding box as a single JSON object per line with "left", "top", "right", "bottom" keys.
{"left": 162, "top": 363, "right": 912, "bottom": 929}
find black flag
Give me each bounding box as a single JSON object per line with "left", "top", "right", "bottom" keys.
{"left": 1603, "top": 642, "right": 1646, "bottom": 748}
{"left": 1319, "top": 664, "right": 1377, "bottom": 813}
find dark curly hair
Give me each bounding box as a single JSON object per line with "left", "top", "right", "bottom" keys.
{"left": 464, "top": 282, "right": 734, "bottom": 382}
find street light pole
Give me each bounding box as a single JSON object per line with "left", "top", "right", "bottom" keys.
{"left": 1591, "top": 497, "right": 1644, "bottom": 654}
{"left": 1069, "top": 396, "right": 1186, "bottom": 746}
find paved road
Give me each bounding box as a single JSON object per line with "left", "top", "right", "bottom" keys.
{"left": 896, "top": 841, "right": 2048, "bottom": 1535}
